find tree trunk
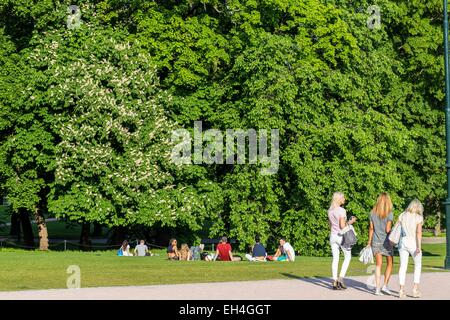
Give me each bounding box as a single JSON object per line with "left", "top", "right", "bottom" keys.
{"left": 10, "top": 211, "right": 21, "bottom": 239}
{"left": 435, "top": 210, "right": 442, "bottom": 236}
{"left": 79, "top": 222, "right": 91, "bottom": 251}
{"left": 34, "top": 206, "right": 48, "bottom": 251}
{"left": 19, "top": 208, "right": 35, "bottom": 249}
{"left": 92, "top": 222, "right": 102, "bottom": 236}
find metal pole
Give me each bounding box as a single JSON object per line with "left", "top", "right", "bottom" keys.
{"left": 443, "top": 0, "right": 450, "bottom": 269}
{"left": 64, "top": 240, "right": 67, "bottom": 251}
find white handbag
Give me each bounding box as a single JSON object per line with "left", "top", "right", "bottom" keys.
{"left": 358, "top": 245, "right": 374, "bottom": 265}
{"left": 389, "top": 214, "right": 403, "bottom": 246}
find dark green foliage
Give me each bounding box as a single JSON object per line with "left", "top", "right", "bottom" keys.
{"left": 0, "top": 0, "right": 446, "bottom": 255}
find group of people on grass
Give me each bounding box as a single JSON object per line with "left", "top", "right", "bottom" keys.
{"left": 118, "top": 239, "right": 153, "bottom": 257}
{"left": 117, "top": 236, "right": 296, "bottom": 262}
{"left": 117, "top": 191, "right": 424, "bottom": 298}
{"left": 329, "top": 192, "right": 423, "bottom": 298}
{"left": 166, "top": 236, "right": 295, "bottom": 262}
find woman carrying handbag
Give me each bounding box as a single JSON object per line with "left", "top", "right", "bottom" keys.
{"left": 367, "top": 192, "right": 394, "bottom": 296}
{"left": 396, "top": 199, "right": 424, "bottom": 298}
{"left": 327, "top": 192, "right": 357, "bottom": 290}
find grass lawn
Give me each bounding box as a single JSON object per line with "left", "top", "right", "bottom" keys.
{"left": 0, "top": 243, "right": 447, "bottom": 292}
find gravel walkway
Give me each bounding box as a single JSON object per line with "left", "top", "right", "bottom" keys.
{"left": 0, "top": 272, "right": 449, "bottom": 300}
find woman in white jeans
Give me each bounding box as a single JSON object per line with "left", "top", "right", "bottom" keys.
{"left": 397, "top": 199, "right": 423, "bottom": 298}
{"left": 328, "top": 192, "right": 357, "bottom": 290}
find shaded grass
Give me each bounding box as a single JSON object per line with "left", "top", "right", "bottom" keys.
{"left": 0, "top": 243, "right": 447, "bottom": 292}
{"left": 0, "top": 215, "right": 108, "bottom": 240}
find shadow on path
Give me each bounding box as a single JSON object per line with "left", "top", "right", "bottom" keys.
{"left": 280, "top": 273, "right": 375, "bottom": 294}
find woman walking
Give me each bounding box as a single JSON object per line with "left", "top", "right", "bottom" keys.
{"left": 397, "top": 199, "right": 423, "bottom": 298}
{"left": 367, "top": 192, "right": 394, "bottom": 296}
{"left": 328, "top": 192, "right": 356, "bottom": 290}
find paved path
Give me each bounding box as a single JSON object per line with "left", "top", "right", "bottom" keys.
{"left": 0, "top": 272, "right": 449, "bottom": 300}
{"left": 3, "top": 218, "right": 59, "bottom": 226}
{"left": 422, "top": 237, "right": 446, "bottom": 244}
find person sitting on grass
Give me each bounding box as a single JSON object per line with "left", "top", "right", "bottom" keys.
{"left": 118, "top": 240, "right": 132, "bottom": 256}
{"left": 267, "top": 239, "right": 295, "bottom": 261}
{"left": 215, "top": 236, "right": 241, "bottom": 261}
{"left": 179, "top": 243, "right": 191, "bottom": 261}
{"left": 245, "top": 236, "right": 267, "bottom": 262}
{"left": 279, "top": 238, "right": 295, "bottom": 262}
{"left": 167, "top": 238, "right": 180, "bottom": 260}
{"left": 134, "top": 239, "right": 152, "bottom": 257}
{"left": 267, "top": 244, "right": 284, "bottom": 261}
{"left": 190, "top": 244, "right": 203, "bottom": 260}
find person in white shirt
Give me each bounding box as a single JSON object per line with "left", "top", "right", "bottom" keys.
{"left": 279, "top": 238, "right": 295, "bottom": 262}
{"left": 134, "top": 239, "right": 151, "bottom": 256}
{"left": 397, "top": 199, "right": 424, "bottom": 298}
{"left": 328, "top": 192, "right": 356, "bottom": 290}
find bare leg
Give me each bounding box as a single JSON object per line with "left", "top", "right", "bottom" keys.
{"left": 375, "top": 254, "right": 383, "bottom": 291}
{"left": 384, "top": 255, "right": 393, "bottom": 286}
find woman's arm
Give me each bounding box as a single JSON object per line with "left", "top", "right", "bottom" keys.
{"left": 367, "top": 221, "right": 374, "bottom": 246}
{"left": 339, "top": 217, "right": 347, "bottom": 230}
{"left": 339, "top": 215, "right": 356, "bottom": 230}
{"left": 274, "top": 248, "right": 281, "bottom": 258}
{"left": 416, "top": 222, "right": 423, "bottom": 254}
{"left": 229, "top": 248, "right": 234, "bottom": 261}
{"left": 386, "top": 220, "right": 392, "bottom": 234}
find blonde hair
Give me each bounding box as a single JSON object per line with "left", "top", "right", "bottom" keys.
{"left": 329, "top": 192, "right": 345, "bottom": 210}
{"left": 180, "top": 243, "right": 190, "bottom": 260}
{"left": 405, "top": 199, "right": 423, "bottom": 216}
{"left": 372, "top": 192, "right": 393, "bottom": 219}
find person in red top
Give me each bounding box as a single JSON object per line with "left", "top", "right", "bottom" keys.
{"left": 215, "top": 236, "right": 233, "bottom": 261}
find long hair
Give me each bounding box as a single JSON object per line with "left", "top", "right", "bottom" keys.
{"left": 168, "top": 238, "right": 176, "bottom": 247}
{"left": 180, "top": 243, "right": 189, "bottom": 260}
{"left": 405, "top": 199, "right": 424, "bottom": 216}
{"left": 372, "top": 192, "right": 393, "bottom": 219}
{"left": 121, "top": 240, "right": 128, "bottom": 250}
{"left": 329, "top": 192, "right": 345, "bottom": 210}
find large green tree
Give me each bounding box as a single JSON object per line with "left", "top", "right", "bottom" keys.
{"left": 0, "top": 0, "right": 447, "bottom": 254}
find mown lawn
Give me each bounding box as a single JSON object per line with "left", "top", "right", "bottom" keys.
{"left": 0, "top": 243, "right": 447, "bottom": 292}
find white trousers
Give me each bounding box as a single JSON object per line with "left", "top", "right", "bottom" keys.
{"left": 330, "top": 233, "right": 352, "bottom": 280}
{"left": 398, "top": 246, "right": 422, "bottom": 286}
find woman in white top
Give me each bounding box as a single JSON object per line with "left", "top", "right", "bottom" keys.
{"left": 328, "top": 192, "right": 356, "bottom": 290}
{"left": 119, "top": 240, "right": 133, "bottom": 256}
{"left": 397, "top": 199, "right": 423, "bottom": 298}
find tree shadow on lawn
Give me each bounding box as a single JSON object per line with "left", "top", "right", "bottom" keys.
{"left": 280, "top": 273, "right": 375, "bottom": 294}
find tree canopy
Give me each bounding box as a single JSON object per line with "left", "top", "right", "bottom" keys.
{"left": 0, "top": 0, "right": 446, "bottom": 254}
